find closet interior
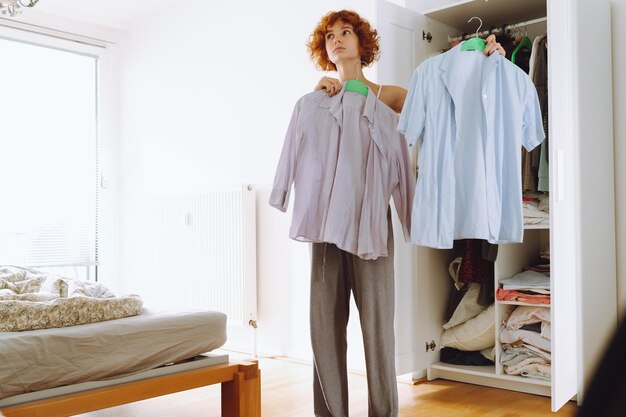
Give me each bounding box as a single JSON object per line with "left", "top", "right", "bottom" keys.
{"left": 379, "top": 0, "right": 615, "bottom": 411}
{"left": 425, "top": 1, "right": 552, "bottom": 396}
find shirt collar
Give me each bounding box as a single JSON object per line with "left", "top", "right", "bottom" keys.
{"left": 439, "top": 42, "right": 501, "bottom": 106}
{"left": 440, "top": 42, "right": 501, "bottom": 89}
{"left": 318, "top": 85, "right": 377, "bottom": 126}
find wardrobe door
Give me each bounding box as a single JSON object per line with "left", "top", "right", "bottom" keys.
{"left": 549, "top": 0, "right": 615, "bottom": 410}
{"left": 550, "top": 0, "right": 616, "bottom": 408}
{"left": 546, "top": 0, "right": 578, "bottom": 408}
{"left": 573, "top": 0, "right": 617, "bottom": 404}
{"left": 376, "top": 0, "right": 461, "bottom": 376}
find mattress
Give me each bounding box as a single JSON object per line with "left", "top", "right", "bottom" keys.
{"left": 0, "top": 307, "right": 227, "bottom": 400}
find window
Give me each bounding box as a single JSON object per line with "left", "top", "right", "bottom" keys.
{"left": 0, "top": 27, "right": 104, "bottom": 280}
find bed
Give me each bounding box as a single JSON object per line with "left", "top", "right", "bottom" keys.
{"left": 0, "top": 359, "right": 260, "bottom": 417}
{"left": 0, "top": 309, "right": 260, "bottom": 417}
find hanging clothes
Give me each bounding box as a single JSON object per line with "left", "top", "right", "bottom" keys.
{"left": 452, "top": 239, "right": 496, "bottom": 306}
{"left": 522, "top": 149, "right": 538, "bottom": 191}
{"left": 528, "top": 35, "right": 542, "bottom": 79}
{"left": 398, "top": 43, "right": 544, "bottom": 249}
{"left": 497, "top": 30, "right": 532, "bottom": 74}
{"left": 532, "top": 34, "right": 549, "bottom": 192}
{"left": 511, "top": 41, "right": 532, "bottom": 73}
{"left": 270, "top": 85, "right": 414, "bottom": 260}
{"left": 458, "top": 239, "right": 494, "bottom": 284}
{"left": 504, "top": 33, "right": 540, "bottom": 193}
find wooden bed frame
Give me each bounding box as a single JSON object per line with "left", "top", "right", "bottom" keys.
{"left": 1, "top": 360, "right": 260, "bottom": 417}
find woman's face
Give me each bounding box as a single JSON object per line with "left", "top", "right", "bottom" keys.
{"left": 324, "top": 20, "right": 360, "bottom": 66}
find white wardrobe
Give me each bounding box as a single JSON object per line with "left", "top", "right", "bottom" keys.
{"left": 377, "top": 0, "right": 617, "bottom": 411}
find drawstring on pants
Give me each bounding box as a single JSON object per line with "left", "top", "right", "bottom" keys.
{"left": 321, "top": 242, "right": 327, "bottom": 282}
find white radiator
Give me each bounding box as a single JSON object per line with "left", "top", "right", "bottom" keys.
{"left": 139, "top": 185, "right": 257, "bottom": 329}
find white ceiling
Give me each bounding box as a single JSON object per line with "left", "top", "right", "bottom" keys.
{"left": 32, "top": 0, "right": 175, "bottom": 28}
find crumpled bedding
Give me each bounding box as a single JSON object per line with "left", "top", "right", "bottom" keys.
{"left": 0, "top": 266, "right": 142, "bottom": 332}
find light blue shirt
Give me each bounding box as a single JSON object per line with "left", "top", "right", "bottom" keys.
{"left": 398, "top": 43, "right": 544, "bottom": 249}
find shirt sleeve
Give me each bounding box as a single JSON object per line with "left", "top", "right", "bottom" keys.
{"left": 269, "top": 100, "right": 303, "bottom": 212}
{"left": 521, "top": 77, "right": 545, "bottom": 151}
{"left": 397, "top": 66, "right": 426, "bottom": 148}
{"left": 391, "top": 131, "right": 416, "bottom": 242}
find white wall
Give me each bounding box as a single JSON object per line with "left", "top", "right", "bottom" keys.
{"left": 611, "top": 0, "right": 626, "bottom": 317}
{"left": 118, "top": 0, "right": 378, "bottom": 361}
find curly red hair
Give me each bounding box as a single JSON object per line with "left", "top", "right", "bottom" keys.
{"left": 307, "top": 10, "right": 380, "bottom": 71}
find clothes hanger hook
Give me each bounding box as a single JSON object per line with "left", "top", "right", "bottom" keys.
{"left": 468, "top": 16, "right": 483, "bottom": 38}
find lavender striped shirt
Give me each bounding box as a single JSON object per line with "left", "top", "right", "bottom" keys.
{"left": 270, "top": 86, "right": 414, "bottom": 260}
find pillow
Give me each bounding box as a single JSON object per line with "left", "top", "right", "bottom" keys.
{"left": 443, "top": 282, "right": 486, "bottom": 329}
{"left": 441, "top": 303, "right": 495, "bottom": 351}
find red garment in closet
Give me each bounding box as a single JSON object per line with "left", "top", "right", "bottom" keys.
{"left": 458, "top": 239, "right": 493, "bottom": 284}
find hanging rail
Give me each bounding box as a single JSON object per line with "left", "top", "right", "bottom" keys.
{"left": 448, "top": 16, "right": 547, "bottom": 43}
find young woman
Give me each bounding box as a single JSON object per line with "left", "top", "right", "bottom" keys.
{"left": 301, "top": 10, "right": 505, "bottom": 417}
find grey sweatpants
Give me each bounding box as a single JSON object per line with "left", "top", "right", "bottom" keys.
{"left": 310, "top": 219, "right": 398, "bottom": 417}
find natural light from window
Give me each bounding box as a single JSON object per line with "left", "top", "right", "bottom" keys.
{"left": 0, "top": 36, "right": 98, "bottom": 280}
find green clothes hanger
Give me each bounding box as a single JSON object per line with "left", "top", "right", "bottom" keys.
{"left": 345, "top": 79, "right": 368, "bottom": 96}
{"left": 461, "top": 16, "right": 486, "bottom": 52}
{"left": 461, "top": 37, "right": 486, "bottom": 52}
{"left": 511, "top": 35, "right": 533, "bottom": 64}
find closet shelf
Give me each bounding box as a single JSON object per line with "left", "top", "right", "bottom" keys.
{"left": 497, "top": 300, "right": 551, "bottom": 308}
{"left": 524, "top": 223, "right": 550, "bottom": 230}
{"left": 429, "top": 362, "right": 551, "bottom": 395}
{"left": 430, "top": 362, "right": 551, "bottom": 384}
{"left": 430, "top": 362, "right": 495, "bottom": 377}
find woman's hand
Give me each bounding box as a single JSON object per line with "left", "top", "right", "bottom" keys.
{"left": 484, "top": 34, "right": 506, "bottom": 57}
{"left": 315, "top": 76, "right": 342, "bottom": 96}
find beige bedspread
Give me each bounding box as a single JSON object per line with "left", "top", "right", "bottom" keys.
{"left": 0, "top": 266, "right": 142, "bottom": 331}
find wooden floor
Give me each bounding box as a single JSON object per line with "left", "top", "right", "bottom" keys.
{"left": 77, "top": 352, "right": 579, "bottom": 417}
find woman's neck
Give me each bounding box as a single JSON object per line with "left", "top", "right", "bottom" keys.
{"left": 336, "top": 60, "right": 366, "bottom": 84}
